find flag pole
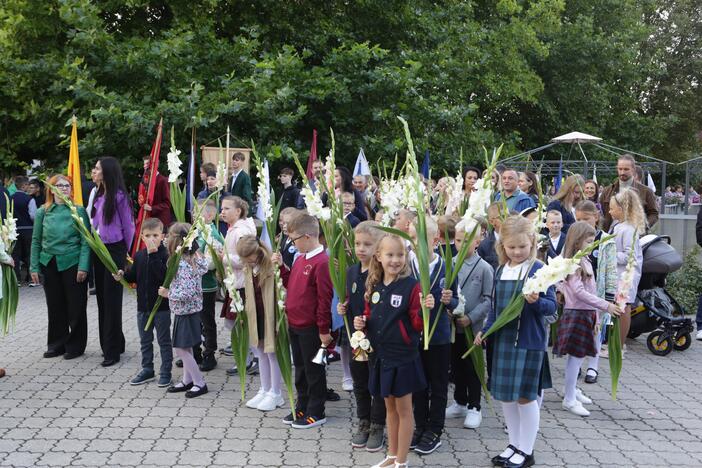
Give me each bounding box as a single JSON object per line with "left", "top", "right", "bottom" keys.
{"left": 132, "top": 118, "right": 163, "bottom": 258}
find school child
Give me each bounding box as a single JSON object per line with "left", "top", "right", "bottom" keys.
{"left": 195, "top": 199, "right": 225, "bottom": 372}
{"left": 158, "top": 223, "right": 209, "bottom": 398}
{"left": 478, "top": 201, "right": 505, "bottom": 271}
{"left": 337, "top": 221, "right": 386, "bottom": 451}
{"left": 574, "top": 200, "right": 618, "bottom": 381}
{"left": 353, "top": 233, "right": 433, "bottom": 468}
{"left": 342, "top": 192, "right": 361, "bottom": 228}
{"left": 408, "top": 217, "right": 459, "bottom": 455}
{"left": 277, "top": 207, "right": 301, "bottom": 269}
{"left": 113, "top": 218, "right": 172, "bottom": 387}
{"left": 474, "top": 215, "right": 557, "bottom": 468}
{"left": 197, "top": 163, "right": 231, "bottom": 235}
{"left": 608, "top": 189, "right": 644, "bottom": 350}
{"left": 436, "top": 215, "right": 458, "bottom": 257}
{"left": 554, "top": 222, "right": 622, "bottom": 417}
{"left": 545, "top": 210, "right": 565, "bottom": 260}
{"left": 445, "top": 218, "right": 493, "bottom": 429}
{"left": 393, "top": 209, "right": 416, "bottom": 235}
{"left": 237, "top": 235, "right": 285, "bottom": 411}
{"left": 273, "top": 213, "right": 334, "bottom": 428}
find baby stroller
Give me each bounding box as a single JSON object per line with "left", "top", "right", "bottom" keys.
{"left": 627, "top": 235, "right": 693, "bottom": 356}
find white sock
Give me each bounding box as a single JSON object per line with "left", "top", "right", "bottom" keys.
{"left": 564, "top": 356, "right": 584, "bottom": 403}
{"left": 501, "top": 402, "right": 520, "bottom": 456}
{"left": 517, "top": 400, "right": 540, "bottom": 456}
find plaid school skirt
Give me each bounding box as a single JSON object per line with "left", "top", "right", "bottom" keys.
{"left": 553, "top": 309, "right": 597, "bottom": 358}
{"left": 489, "top": 326, "right": 546, "bottom": 402}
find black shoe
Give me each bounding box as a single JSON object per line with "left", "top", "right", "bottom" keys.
{"left": 584, "top": 368, "right": 598, "bottom": 384}
{"left": 199, "top": 354, "right": 217, "bottom": 372}
{"left": 504, "top": 450, "right": 535, "bottom": 468}
{"left": 43, "top": 350, "right": 64, "bottom": 358}
{"left": 414, "top": 431, "right": 442, "bottom": 455}
{"left": 185, "top": 384, "right": 208, "bottom": 398}
{"left": 409, "top": 429, "right": 423, "bottom": 450}
{"left": 101, "top": 358, "right": 119, "bottom": 367}
{"left": 291, "top": 414, "right": 327, "bottom": 429}
{"left": 282, "top": 410, "right": 305, "bottom": 425}
{"left": 226, "top": 365, "right": 238, "bottom": 376}
{"left": 492, "top": 444, "right": 518, "bottom": 466}
{"left": 246, "top": 359, "right": 259, "bottom": 376}
{"left": 326, "top": 388, "right": 340, "bottom": 402}
{"left": 63, "top": 352, "right": 83, "bottom": 360}
{"left": 175, "top": 359, "right": 183, "bottom": 368}
{"left": 327, "top": 350, "right": 341, "bottom": 363}
{"left": 166, "top": 382, "right": 194, "bottom": 393}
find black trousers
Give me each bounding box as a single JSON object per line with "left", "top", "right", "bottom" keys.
{"left": 289, "top": 326, "right": 327, "bottom": 417}
{"left": 93, "top": 242, "right": 126, "bottom": 361}
{"left": 451, "top": 330, "right": 482, "bottom": 410}
{"left": 41, "top": 258, "right": 88, "bottom": 355}
{"left": 200, "top": 291, "right": 217, "bottom": 357}
{"left": 350, "top": 358, "right": 386, "bottom": 425}
{"left": 413, "top": 343, "right": 451, "bottom": 436}
{"left": 12, "top": 230, "right": 32, "bottom": 282}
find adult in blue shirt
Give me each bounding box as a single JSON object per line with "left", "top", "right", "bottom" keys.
{"left": 494, "top": 168, "right": 536, "bottom": 213}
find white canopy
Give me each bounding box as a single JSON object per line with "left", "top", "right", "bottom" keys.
{"left": 550, "top": 131, "right": 602, "bottom": 144}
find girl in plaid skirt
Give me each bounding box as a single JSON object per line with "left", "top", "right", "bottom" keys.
{"left": 474, "top": 216, "right": 556, "bottom": 468}
{"left": 555, "top": 222, "right": 622, "bottom": 417}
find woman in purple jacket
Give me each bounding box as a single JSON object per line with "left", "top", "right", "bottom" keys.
{"left": 91, "top": 157, "right": 135, "bottom": 367}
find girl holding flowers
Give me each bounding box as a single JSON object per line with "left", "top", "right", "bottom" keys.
{"left": 554, "top": 222, "right": 622, "bottom": 417}
{"left": 354, "top": 233, "right": 434, "bottom": 468}
{"left": 474, "top": 215, "right": 556, "bottom": 468}
{"left": 608, "top": 189, "right": 644, "bottom": 347}
{"left": 159, "top": 223, "right": 209, "bottom": 398}
{"left": 237, "top": 235, "right": 285, "bottom": 412}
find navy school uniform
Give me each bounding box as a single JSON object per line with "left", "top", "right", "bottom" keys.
{"left": 365, "top": 275, "right": 426, "bottom": 398}
{"left": 410, "top": 255, "right": 459, "bottom": 436}
{"left": 483, "top": 261, "right": 557, "bottom": 402}
{"left": 280, "top": 235, "right": 298, "bottom": 270}
{"left": 346, "top": 264, "right": 386, "bottom": 425}
{"left": 546, "top": 233, "right": 565, "bottom": 261}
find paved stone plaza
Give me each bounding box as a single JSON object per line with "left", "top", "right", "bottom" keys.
{"left": 1, "top": 287, "right": 702, "bottom": 467}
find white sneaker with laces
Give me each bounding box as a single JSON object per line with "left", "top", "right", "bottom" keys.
{"left": 697, "top": 330, "right": 702, "bottom": 341}
{"left": 463, "top": 407, "right": 482, "bottom": 429}
{"left": 562, "top": 399, "right": 590, "bottom": 417}
{"left": 342, "top": 378, "right": 354, "bottom": 392}
{"left": 575, "top": 388, "right": 592, "bottom": 405}
{"left": 445, "top": 402, "right": 468, "bottom": 419}
{"left": 257, "top": 391, "right": 285, "bottom": 411}
{"left": 245, "top": 389, "right": 266, "bottom": 409}
{"left": 599, "top": 346, "right": 609, "bottom": 359}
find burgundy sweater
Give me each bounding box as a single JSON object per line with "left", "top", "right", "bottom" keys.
{"left": 281, "top": 249, "right": 333, "bottom": 334}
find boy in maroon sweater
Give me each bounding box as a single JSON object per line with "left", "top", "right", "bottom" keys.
{"left": 273, "top": 214, "right": 334, "bottom": 428}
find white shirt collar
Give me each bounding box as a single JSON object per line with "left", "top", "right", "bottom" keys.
{"left": 503, "top": 260, "right": 529, "bottom": 274}
{"left": 550, "top": 233, "right": 561, "bottom": 246}
{"left": 305, "top": 245, "right": 324, "bottom": 260}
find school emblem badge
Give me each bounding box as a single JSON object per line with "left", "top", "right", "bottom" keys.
{"left": 371, "top": 292, "right": 381, "bottom": 304}
{"left": 390, "top": 294, "right": 402, "bottom": 308}
{"left": 351, "top": 282, "right": 357, "bottom": 294}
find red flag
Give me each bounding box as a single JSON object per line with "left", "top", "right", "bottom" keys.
{"left": 132, "top": 118, "right": 164, "bottom": 257}
{"left": 305, "top": 129, "right": 317, "bottom": 180}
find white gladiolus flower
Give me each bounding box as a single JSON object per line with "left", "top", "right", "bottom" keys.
{"left": 444, "top": 174, "right": 464, "bottom": 216}
{"left": 460, "top": 178, "right": 493, "bottom": 233}
{"left": 301, "top": 186, "right": 331, "bottom": 221}
{"left": 257, "top": 180, "right": 273, "bottom": 221}
{"left": 523, "top": 255, "right": 580, "bottom": 295}
{"left": 166, "top": 148, "right": 183, "bottom": 183}
{"left": 216, "top": 160, "right": 228, "bottom": 189}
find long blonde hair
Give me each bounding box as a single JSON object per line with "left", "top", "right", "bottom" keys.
{"left": 364, "top": 234, "right": 411, "bottom": 302}
{"left": 611, "top": 189, "right": 646, "bottom": 233}
{"left": 236, "top": 235, "right": 273, "bottom": 278}
{"left": 553, "top": 174, "right": 585, "bottom": 210}
{"left": 495, "top": 215, "right": 536, "bottom": 265}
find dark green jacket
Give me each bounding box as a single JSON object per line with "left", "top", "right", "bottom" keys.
{"left": 230, "top": 170, "right": 252, "bottom": 214}
{"left": 31, "top": 204, "right": 91, "bottom": 273}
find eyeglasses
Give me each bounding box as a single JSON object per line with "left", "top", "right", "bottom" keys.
{"left": 289, "top": 234, "right": 308, "bottom": 244}
{"left": 55, "top": 184, "right": 71, "bottom": 189}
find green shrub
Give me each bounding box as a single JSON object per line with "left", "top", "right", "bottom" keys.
{"left": 667, "top": 246, "right": 702, "bottom": 315}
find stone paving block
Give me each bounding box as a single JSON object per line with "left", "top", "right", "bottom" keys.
{"left": 0, "top": 451, "right": 42, "bottom": 467}
{"left": 107, "top": 451, "right": 145, "bottom": 466}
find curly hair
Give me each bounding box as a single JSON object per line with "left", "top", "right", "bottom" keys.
{"left": 364, "top": 234, "right": 411, "bottom": 302}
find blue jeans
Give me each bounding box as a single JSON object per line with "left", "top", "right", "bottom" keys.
{"left": 137, "top": 310, "right": 173, "bottom": 378}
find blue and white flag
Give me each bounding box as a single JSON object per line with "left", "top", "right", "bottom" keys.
{"left": 354, "top": 148, "right": 372, "bottom": 177}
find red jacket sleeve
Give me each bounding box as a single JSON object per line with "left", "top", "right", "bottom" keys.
{"left": 151, "top": 175, "right": 172, "bottom": 223}
{"left": 315, "top": 258, "right": 334, "bottom": 335}
{"left": 408, "top": 284, "right": 423, "bottom": 332}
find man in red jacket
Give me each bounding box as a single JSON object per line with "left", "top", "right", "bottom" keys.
{"left": 274, "top": 214, "right": 333, "bottom": 429}
{"left": 137, "top": 155, "right": 172, "bottom": 234}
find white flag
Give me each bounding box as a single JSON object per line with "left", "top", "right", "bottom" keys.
{"left": 592, "top": 165, "right": 597, "bottom": 184}
{"left": 353, "top": 148, "right": 371, "bottom": 177}
{"left": 647, "top": 172, "right": 657, "bottom": 194}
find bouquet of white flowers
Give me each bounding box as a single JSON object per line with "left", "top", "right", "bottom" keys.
{"left": 0, "top": 195, "right": 18, "bottom": 335}
{"left": 349, "top": 330, "right": 373, "bottom": 361}
{"left": 166, "top": 127, "right": 186, "bottom": 222}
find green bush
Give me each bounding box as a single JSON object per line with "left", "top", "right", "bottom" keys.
{"left": 667, "top": 246, "right": 702, "bottom": 315}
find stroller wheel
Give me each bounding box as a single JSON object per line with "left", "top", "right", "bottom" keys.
{"left": 647, "top": 330, "right": 673, "bottom": 356}
{"left": 673, "top": 332, "right": 692, "bottom": 351}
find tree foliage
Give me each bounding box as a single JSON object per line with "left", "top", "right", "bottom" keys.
{"left": 0, "top": 0, "right": 699, "bottom": 182}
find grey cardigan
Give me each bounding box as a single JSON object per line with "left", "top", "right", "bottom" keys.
{"left": 453, "top": 253, "right": 494, "bottom": 338}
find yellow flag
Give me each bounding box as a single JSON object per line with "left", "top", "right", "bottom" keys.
{"left": 67, "top": 116, "right": 83, "bottom": 206}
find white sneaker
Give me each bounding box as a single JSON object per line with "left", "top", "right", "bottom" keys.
{"left": 445, "top": 402, "right": 468, "bottom": 419}
{"left": 599, "top": 346, "right": 609, "bottom": 359}
{"left": 697, "top": 330, "right": 702, "bottom": 341}
{"left": 257, "top": 391, "right": 285, "bottom": 411}
{"left": 575, "top": 388, "right": 592, "bottom": 405}
{"left": 463, "top": 407, "right": 482, "bottom": 429}
{"left": 245, "top": 389, "right": 266, "bottom": 409}
{"left": 342, "top": 378, "right": 354, "bottom": 392}
{"left": 562, "top": 399, "right": 590, "bottom": 417}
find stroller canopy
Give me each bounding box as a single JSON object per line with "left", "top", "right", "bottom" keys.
{"left": 640, "top": 235, "right": 683, "bottom": 274}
